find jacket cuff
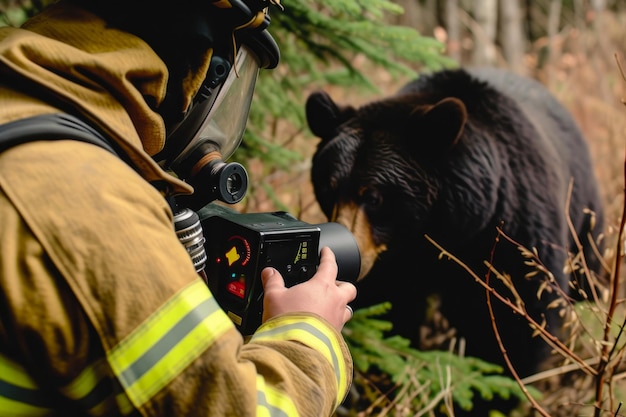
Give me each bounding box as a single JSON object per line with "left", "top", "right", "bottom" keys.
{"left": 250, "top": 313, "right": 353, "bottom": 408}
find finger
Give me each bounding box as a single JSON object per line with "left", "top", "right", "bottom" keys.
{"left": 261, "top": 267, "right": 285, "bottom": 292}
{"left": 316, "top": 247, "right": 338, "bottom": 281}
{"left": 336, "top": 281, "right": 357, "bottom": 303}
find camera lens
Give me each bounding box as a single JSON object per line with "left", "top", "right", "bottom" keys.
{"left": 317, "top": 222, "right": 361, "bottom": 283}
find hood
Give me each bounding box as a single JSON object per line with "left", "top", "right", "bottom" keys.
{"left": 0, "top": 1, "right": 200, "bottom": 195}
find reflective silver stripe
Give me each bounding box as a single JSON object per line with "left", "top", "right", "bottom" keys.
{"left": 256, "top": 375, "right": 297, "bottom": 417}
{"left": 257, "top": 391, "right": 290, "bottom": 417}
{"left": 107, "top": 279, "right": 232, "bottom": 408}
{"left": 254, "top": 322, "right": 340, "bottom": 372}
{"left": 117, "top": 297, "right": 218, "bottom": 386}
{"left": 251, "top": 315, "right": 347, "bottom": 407}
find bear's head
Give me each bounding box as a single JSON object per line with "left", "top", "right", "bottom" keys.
{"left": 306, "top": 90, "right": 471, "bottom": 280}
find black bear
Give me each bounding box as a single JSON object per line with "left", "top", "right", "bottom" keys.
{"left": 305, "top": 67, "right": 604, "bottom": 381}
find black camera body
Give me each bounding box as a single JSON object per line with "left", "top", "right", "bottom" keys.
{"left": 197, "top": 203, "right": 360, "bottom": 335}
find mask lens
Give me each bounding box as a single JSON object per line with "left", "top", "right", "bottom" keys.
{"left": 173, "top": 47, "right": 259, "bottom": 166}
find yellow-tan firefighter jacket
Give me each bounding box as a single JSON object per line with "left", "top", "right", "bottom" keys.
{"left": 0, "top": 2, "right": 353, "bottom": 416}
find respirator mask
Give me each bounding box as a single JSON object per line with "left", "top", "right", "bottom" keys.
{"left": 162, "top": 46, "right": 260, "bottom": 209}
{"left": 153, "top": 2, "right": 279, "bottom": 210}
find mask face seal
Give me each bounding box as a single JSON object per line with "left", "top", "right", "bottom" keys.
{"left": 157, "top": 46, "right": 261, "bottom": 209}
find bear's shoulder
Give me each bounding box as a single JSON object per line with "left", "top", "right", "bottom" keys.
{"left": 398, "top": 69, "right": 500, "bottom": 109}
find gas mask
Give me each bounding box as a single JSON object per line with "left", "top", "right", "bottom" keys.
{"left": 153, "top": 2, "right": 279, "bottom": 211}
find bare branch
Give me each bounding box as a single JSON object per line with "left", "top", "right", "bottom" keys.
{"left": 424, "top": 234, "right": 597, "bottom": 376}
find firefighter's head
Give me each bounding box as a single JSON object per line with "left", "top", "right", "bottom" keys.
{"left": 69, "top": 0, "right": 281, "bottom": 206}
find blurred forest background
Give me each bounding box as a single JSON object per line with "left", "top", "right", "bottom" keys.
{"left": 2, "top": 0, "right": 626, "bottom": 415}
{"left": 243, "top": 0, "right": 626, "bottom": 233}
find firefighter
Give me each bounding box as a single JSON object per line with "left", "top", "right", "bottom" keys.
{"left": 0, "top": 0, "right": 357, "bottom": 415}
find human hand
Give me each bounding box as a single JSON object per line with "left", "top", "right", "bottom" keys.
{"left": 261, "top": 247, "right": 357, "bottom": 332}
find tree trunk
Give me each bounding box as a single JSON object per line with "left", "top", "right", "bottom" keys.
{"left": 391, "top": 0, "right": 439, "bottom": 38}
{"left": 499, "top": 0, "right": 526, "bottom": 74}
{"left": 472, "top": 0, "right": 498, "bottom": 66}
{"left": 546, "top": 0, "right": 562, "bottom": 84}
{"left": 445, "top": 0, "right": 461, "bottom": 63}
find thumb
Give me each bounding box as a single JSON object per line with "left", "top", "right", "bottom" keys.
{"left": 261, "top": 267, "right": 285, "bottom": 293}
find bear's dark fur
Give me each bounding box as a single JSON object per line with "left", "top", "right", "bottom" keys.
{"left": 306, "top": 68, "right": 604, "bottom": 380}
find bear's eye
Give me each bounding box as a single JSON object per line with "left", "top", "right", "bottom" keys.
{"left": 358, "top": 187, "right": 383, "bottom": 210}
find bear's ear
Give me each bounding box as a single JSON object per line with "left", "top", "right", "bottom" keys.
{"left": 410, "top": 97, "right": 467, "bottom": 155}
{"left": 306, "top": 91, "right": 355, "bottom": 139}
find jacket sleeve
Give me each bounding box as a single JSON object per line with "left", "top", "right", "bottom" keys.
{"left": 0, "top": 141, "right": 352, "bottom": 417}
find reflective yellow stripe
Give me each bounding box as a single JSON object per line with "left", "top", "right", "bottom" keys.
{"left": 114, "top": 391, "right": 134, "bottom": 416}
{"left": 82, "top": 387, "right": 133, "bottom": 417}
{"left": 59, "top": 359, "right": 108, "bottom": 401}
{"left": 58, "top": 359, "right": 134, "bottom": 416}
{"left": 0, "top": 354, "right": 38, "bottom": 389}
{"left": 0, "top": 396, "right": 51, "bottom": 417}
{"left": 251, "top": 315, "right": 347, "bottom": 408}
{"left": 107, "top": 279, "right": 232, "bottom": 408}
{"left": 0, "top": 354, "right": 52, "bottom": 416}
{"left": 256, "top": 375, "right": 297, "bottom": 417}
{"left": 0, "top": 354, "right": 134, "bottom": 416}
